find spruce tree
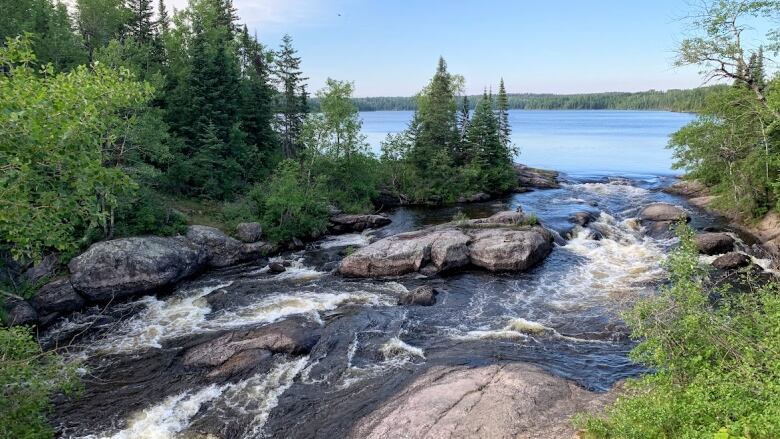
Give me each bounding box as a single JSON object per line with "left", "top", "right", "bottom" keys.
{"left": 497, "top": 78, "right": 511, "bottom": 148}
{"left": 157, "top": 0, "right": 170, "bottom": 34}
{"left": 274, "top": 34, "right": 309, "bottom": 158}
{"left": 125, "top": 0, "right": 154, "bottom": 44}
{"left": 458, "top": 95, "right": 470, "bottom": 140}
{"left": 465, "top": 92, "right": 514, "bottom": 193}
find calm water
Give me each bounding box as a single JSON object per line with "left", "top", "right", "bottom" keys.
{"left": 361, "top": 110, "right": 696, "bottom": 178}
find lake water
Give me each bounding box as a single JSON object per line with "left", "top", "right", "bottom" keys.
{"left": 361, "top": 110, "right": 696, "bottom": 178}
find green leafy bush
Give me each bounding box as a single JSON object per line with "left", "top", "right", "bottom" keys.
{"left": 113, "top": 187, "right": 188, "bottom": 238}
{"left": 0, "top": 326, "right": 80, "bottom": 439}
{"left": 578, "top": 225, "right": 780, "bottom": 438}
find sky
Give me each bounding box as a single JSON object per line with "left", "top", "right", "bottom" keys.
{"left": 162, "top": 0, "right": 755, "bottom": 97}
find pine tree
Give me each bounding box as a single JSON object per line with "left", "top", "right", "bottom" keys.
{"left": 465, "top": 91, "right": 514, "bottom": 192}
{"left": 274, "top": 34, "right": 309, "bottom": 158}
{"left": 497, "top": 78, "right": 511, "bottom": 148}
{"left": 748, "top": 46, "right": 766, "bottom": 92}
{"left": 157, "top": 0, "right": 170, "bottom": 35}
{"left": 458, "top": 95, "right": 470, "bottom": 140}
{"left": 125, "top": 0, "right": 154, "bottom": 44}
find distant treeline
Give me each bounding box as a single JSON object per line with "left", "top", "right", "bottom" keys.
{"left": 310, "top": 86, "right": 725, "bottom": 113}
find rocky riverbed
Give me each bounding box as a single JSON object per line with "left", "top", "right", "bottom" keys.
{"left": 35, "top": 173, "right": 777, "bottom": 439}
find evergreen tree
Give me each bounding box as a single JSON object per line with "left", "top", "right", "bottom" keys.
{"left": 458, "top": 95, "right": 470, "bottom": 140}
{"left": 465, "top": 92, "right": 515, "bottom": 192}
{"left": 157, "top": 0, "right": 170, "bottom": 34}
{"left": 497, "top": 78, "right": 511, "bottom": 147}
{"left": 274, "top": 34, "right": 309, "bottom": 158}
{"left": 748, "top": 46, "right": 766, "bottom": 92}
{"left": 125, "top": 0, "right": 154, "bottom": 44}
{"left": 76, "top": 0, "right": 130, "bottom": 60}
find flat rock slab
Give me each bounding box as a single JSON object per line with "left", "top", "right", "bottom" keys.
{"left": 349, "top": 363, "right": 617, "bottom": 439}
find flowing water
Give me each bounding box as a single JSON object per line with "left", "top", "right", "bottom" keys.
{"left": 47, "top": 111, "right": 721, "bottom": 438}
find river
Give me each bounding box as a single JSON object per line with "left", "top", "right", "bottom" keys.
{"left": 47, "top": 110, "right": 713, "bottom": 438}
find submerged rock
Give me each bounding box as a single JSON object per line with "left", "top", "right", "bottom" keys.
{"left": 695, "top": 232, "right": 735, "bottom": 255}
{"left": 712, "top": 252, "right": 751, "bottom": 270}
{"left": 349, "top": 363, "right": 617, "bottom": 439}
{"left": 329, "top": 214, "right": 392, "bottom": 234}
{"left": 399, "top": 285, "right": 438, "bottom": 306}
{"left": 339, "top": 211, "right": 553, "bottom": 278}
{"left": 68, "top": 236, "right": 207, "bottom": 302}
{"left": 235, "top": 222, "right": 263, "bottom": 243}
{"left": 268, "top": 262, "right": 287, "bottom": 273}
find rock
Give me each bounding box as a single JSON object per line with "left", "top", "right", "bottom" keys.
{"left": 399, "top": 286, "right": 438, "bottom": 306}
{"left": 468, "top": 226, "right": 554, "bottom": 272}
{"left": 30, "top": 278, "right": 84, "bottom": 316}
{"left": 712, "top": 252, "right": 751, "bottom": 270}
{"left": 639, "top": 203, "right": 690, "bottom": 222}
{"left": 339, "top": 229, "right": 471, "bottom": 277}
{"left": 186, "top": 225, "right": 245, "bottom": 268}
{"left": 239, "top": 241, "right": 277, "bottom": 260}
{"left": 235, "top": 222, "right": 263, "bottom": 243}
{"left": 457, "top": 192, "right": 491, "bottom": 203}
{"left": 348, "top": 363, "right": 618, "bottom": 439}
{"left": 69, "top": 236, "right": 207, "bottom": 302}
{"left": 664, "top": 180, "right": 708, "bottom": 198}
{"left": 374, "top": 189, "right": 408, "bottom": 208}
{"left": 514, "top": 164, "right": 561, "bottom": 189}
{"left": 2, "top": 297, "right": 38, "bottom": 326}
{"left": 571, "top": 211, "right": 598, "bottom": 226}
{"left": 328, "top": 214, "right": 392, "bottom": 234}
{"left": 21, "top": 253, "right": 59, "bottom": 285}
{"left": 290, "top": 237, "right": 305, "bottom": 250}
{"left": 183, "top": 318, "right": 320, "bottom": 368}
{"left": 208, "top": 349, "right": 272, "bottom": 379}
{"left": 268, "top": 262, "right": 286, "bottom": 273}
{"left": 695, "top": 232, "right": 735, "bottom": 255}
{"left": 339, "top": 212, "right": 554, "bottom": 277}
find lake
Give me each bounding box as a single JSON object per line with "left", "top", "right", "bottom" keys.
{"left": 361, "top": 110, "right": 696, "bottom": 178}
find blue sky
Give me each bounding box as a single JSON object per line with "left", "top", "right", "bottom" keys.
{"left": 164, "top": 0, "right": 740, "bottom": 96}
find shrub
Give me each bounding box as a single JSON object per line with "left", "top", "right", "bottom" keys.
{"left": 113, "top": 187, "right": 188, "bottom": 238}
{"left": 577, "top": 225, "right": 780, "bottom": 438}
{"left": 0, "top": 326, "right": 80, "bottom": 439}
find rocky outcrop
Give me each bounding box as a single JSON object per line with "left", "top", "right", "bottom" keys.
{"left": 664, "top": 180, "right": 709, "bottom": 198}
{"left": 639, "top": 203, "right": 691, "bottom": 238}
{"left": 515, "top": 164, "right": 561, "bottom": 189}
{"left": 399, "top": 286, "right": 438, "bottom": 306}
{"left": 712, "top": 252, "right": 751, "bottom": 270}
{"left": 235, "top": 222, "right": 263, "bottom": 243}
{"left": 695, "top": 232, "right": 735, "bottom": 255}
{"left": 349, "top": 363, "right": 618, "bottom": 439}
{"left": 328, "top": 214, "right": 392, "bottom": 234}
{"left": 339, "top": 211, "right": 553, "bottom": 278}
{"left": 68, "top": 236, "right": 208, "bottom": 302}
{"left": 30, "top": 278, "right": 84, "bottom": 322}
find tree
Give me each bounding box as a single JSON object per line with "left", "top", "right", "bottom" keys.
{"left": 274, "top": 34, "right": 308, "bottom": 158}
{"left": 458, "top": 94, "right": 470, "bottom": 141}
{"left": 157, "top": 0, "right": 170, "bottom": 35}
{"left": 75, "top": 0, "right": 130, "bottom": 60}
{"left": 497, "top": 78, "right": 511, "bottom": 148}
{"left": 0, "top": 37, "right": 151, "bottom": 260}
{"left": 125, "top": 0, "right": 155, "bottom": 44}
{"left": 464, "top": 91, "right": 516, "bottom": 193}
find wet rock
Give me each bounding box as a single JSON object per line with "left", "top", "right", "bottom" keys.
{"left": 571, "top": 211, "right": 598, "bottom": 226}
{"left": 339, "top": 229, "right": 471, "bottom": 277}
{"left": 349, "top": 363, "right": 618, "bottom": 439}
{"left": 468, "top": 226, "right": 553, "bottom": 272}
{"left": 68, "top": 236, "right": 207, "bottom": 302}
{"left": 208, "top": 348, "right": 272, "bottom": 378}
{"left": 514, "top": 164, "right": 561, "bottom": 189}
{"left": 30, "top": 278, "right": 84, "bottom": 317}
{"left": 239, "top": 241, "right": 277, "bottom": 260}
{"left": 21, "top": 253, "right": 59, "bottom": 284}
{"left": 639, "top": 203, "right": 690, "bottom": 222}
{"left": 2, "top": 296, "right": 38, "bottom": 326}
{"left": 183, "top": 318, "right": 321, "bottom": 368}
{"left": 186, "top": 225, "right": 245, "bottom": 268}
{"left": 268, "top": 262, "right": 287, "bottom": 273}
{"left": 399, "top": 286, "right": 438, "bottom": 306}
{"left": 290, "top": 237, "right": 305, "bottom": 250}
{"left": 203, "top": 288, "right": 232, "bottom": 311}
{"left": 712, "top": 252, "right": 751, "bottom": 270}
{"left": 695, "top": 232, "right": 735, "bottom": 255}
{"left": 235, "top": 222, "right": 263, "bottom": 243}
{"left": 664, "top": 179, "right": 708, "bottom": 198}
{"left": 329, "top": 214, "right": 392, "bottom": 234}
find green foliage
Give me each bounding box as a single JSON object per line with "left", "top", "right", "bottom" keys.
{"left": 113, "top": 187, "right": 187, "bottom": 237}
{"left": 578, "top": 225, "right": 780, "bottom": 438}
{"left": 260, "top": 159, "right": 329, "bottom": 243}
{"left": 0, "top": 37, "right": 151, "bottom": 261}
{"left": 0, "top": 326, "right": 80, "bottom": 439}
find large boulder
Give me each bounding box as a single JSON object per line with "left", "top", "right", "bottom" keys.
{"left": 468, "top": 227, "right": 554, "bottom": 272}
{"left": 30, "top": 278, "right": 84, "bottom": 317}
{"left": 328, "top": 214, "right": 392, "bottom": 234}
{"left": 349, "top": 363, "right": 618, "bottom": 439}
{"left": 664, "top": 180, "right": 708, "bottom": 198}
{"left": 68, "top": 236, "right": 207, "bottom": 302}
{"left": 21, "top": 253, "right": 59, "bottom": 285}
{"left": 399, "top": 285, "right": 438, "bottom": 306}
{"left": 235, "top": 222, "right": 263, "bottom": 243}
{"left": 339, "top": 211, "right": 554, "bottom": 278}
{"left": 339, "top": 229, "right": 471, "bottom": 277}
{"left": 695, "top": 232, "right": 736, "bottom": 255}
{"left": 186, "top": 225, "right": 245, "bottom": 268}
{"left": 514, "top": 164, "right": 560, "bottom": 189}
{"left": 640, "top": 203, "right": 690, "bottom": 222}
{"left": 2, "top": 297, "right": 38, "bottom": 326}
{"left": 712, "top": 252, "right": 751, "bottom": 270}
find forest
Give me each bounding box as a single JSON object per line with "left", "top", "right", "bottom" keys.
{"left": 317, "top": 86, "right": 724, "bottom": 113}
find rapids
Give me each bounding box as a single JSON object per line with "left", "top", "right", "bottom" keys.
{"left": 47, "top": 175, "right": 729, "bottom": 439}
